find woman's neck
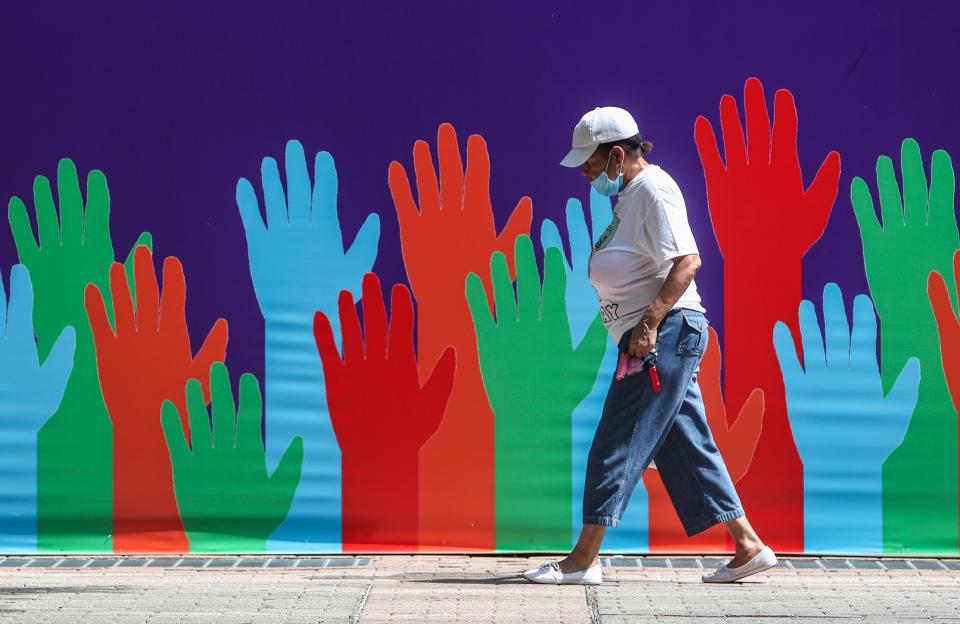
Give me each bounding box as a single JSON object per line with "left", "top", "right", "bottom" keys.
{"left": 622, "top": 157, "right": 650, "bottom": 187}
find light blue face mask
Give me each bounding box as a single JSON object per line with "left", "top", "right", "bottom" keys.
{"left": 590, "top": 151, "right": 624, "bottom": 197}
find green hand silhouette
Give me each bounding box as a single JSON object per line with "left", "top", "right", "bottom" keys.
{"left": 162, "top": 362, "right": 304, "bottom": 553}
{"left": 8, "top": 158, "right": 150, "bottom": 552}
{"left": 466, "top": 235, "right": 607, "bottom": 550}
{"left": 851, "top": 138, "right": 959, "bottom": 554}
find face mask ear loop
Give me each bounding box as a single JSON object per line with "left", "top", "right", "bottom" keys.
{"left": 603, "top": 149, "right": 624, "bottom": 180}
{"left": 601, "top": 149, "right": 623, "bottom": 182}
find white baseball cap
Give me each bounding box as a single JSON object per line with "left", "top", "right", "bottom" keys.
{"left": 560, "top": 107, "right": 640, "bottom": 167}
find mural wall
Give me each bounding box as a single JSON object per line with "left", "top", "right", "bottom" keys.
{"left": 1, "top": 1, "right": 958, "bottom": 555}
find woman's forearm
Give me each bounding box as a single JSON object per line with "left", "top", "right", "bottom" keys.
{"left": 642, "top": 254, "right": 702, "bottom": 326}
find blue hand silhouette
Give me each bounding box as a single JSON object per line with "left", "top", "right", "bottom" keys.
{"left": 237, "top": 140, "right": 380, "bottom": 552}
{"left": 0, "top": 265, "right": 74, "bottom": 553}
{"left": 774, "top": 283, "right": 920, "bottom": 554}
{"left": 540, "top": 190, "right": 649, "bottom": 551}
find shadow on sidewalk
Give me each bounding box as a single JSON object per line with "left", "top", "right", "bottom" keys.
{"left": 392, "top": 573, "right": 529, "bottom": 585}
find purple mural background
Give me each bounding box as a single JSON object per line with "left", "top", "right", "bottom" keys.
{"left": 1, "top": 0, "right": 957, "bottom": 397}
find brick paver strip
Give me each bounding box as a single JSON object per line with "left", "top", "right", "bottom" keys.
{"left": 0, "top": 555, "right": 957, "bottom": 622}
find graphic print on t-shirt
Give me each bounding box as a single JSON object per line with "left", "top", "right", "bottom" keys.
{"left": 593, "top": 214, "right": 621, "bottom": 252}
{"left": 587, "top": 214, "right": 621, "bottom": 279}
{"left": 600, "top": 303, "right": 620, "bottom": 323}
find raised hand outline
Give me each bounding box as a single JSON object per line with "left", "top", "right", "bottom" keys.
{"left": 852, "top": 140, "right": 959, "bottom": 326}
{"left": 161, "top": 362, "right": 303, "bottom": 553}
{"left": 694, "top": 76, "right": 840, "bottom": 257}
{"left": 7, "top": 157, "right": 150, "bottom": 552}
{"left": 691, "top": 77, "right": 841, "bottom": 550}
{"left": 466, "top": 234, "right": 607, "bottom": 550}
{"left": 85, "top": 246, "right": 228, "bottom": 553}
{"left": 773, "top": 283, "right": 919, "bottom": 554}
{"left": 0, "top": 265, "right": 74, "bottom": 552}
{"left": 236, "top": 139, "right": 380, "bottom": 552}
{"left": 236, "top": 140, "right": 380, "bottom": 320}
{"left": 388, "top": 123, "right": 532, "bottom": 314}
{"left": 313, "top": 273, "right": 455, "bottom": 550}
{"left": 314, "top": 273, "right": 456, "bottom": 453}
{"left": 851, "top": 139, "right": 958, "bottom": 553}
{"left": 387, "top": 123, "right": 532, "bottom": 549}
{"left": 539, "top": 189, "right": 612, "bottom": 344}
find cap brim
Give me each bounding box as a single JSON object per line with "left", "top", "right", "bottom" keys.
{"left": 560, "top": 145, "right": 596, "bottom": 168}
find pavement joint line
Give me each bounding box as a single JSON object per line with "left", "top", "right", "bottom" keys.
{"left": 81, "top": 559, "right": 93, "bottom": 569}
{"left": 50, "top": 558, "right": 64, "bottom": 568}
{"left": 22, "top": 558, "right": 36, "bottom": 568}
{"left": 665, "top": 558, "right": 673, "bottom": 568}
{"left": 814, "top": 559, "right": 826, "bottom": 570}
{"left": 322, "top": 558, "right": 331, "bottom": 568}
{"left": 876, "top": 561, "right": 887, "bottom": 570}
{"left": 292, "top": 559, "right": 302, "bottom": 568}
{"left": 936, "top": 560, "right": 950, "bottom": 570}
{"left": 905, "top": 560, "right": 919, "bottom": 571}
{"left": 695, "top": 559, "right": 704, "bottom": 569}
{"left": 350, "top": 582, "right": 372, "bottom": 624}
{"left": 201, "top": 558, "right": 213, "bottom": 568}
{"left": 585, "top": 585, "right": 602, "bottom": 624}
{"left": 783, "top": 560, "right": 795, "bottom": 569}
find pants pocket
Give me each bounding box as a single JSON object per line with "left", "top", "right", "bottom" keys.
{"left": 676, "top": 313, "right": 707, "bottom": 356}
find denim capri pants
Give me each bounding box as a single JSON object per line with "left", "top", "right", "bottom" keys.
{"left": 582, "top": 307, "right": 745, "bottom": 537}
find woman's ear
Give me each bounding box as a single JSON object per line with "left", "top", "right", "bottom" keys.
{"left": 613, "top": 145, "right": 626, "bottom": 167}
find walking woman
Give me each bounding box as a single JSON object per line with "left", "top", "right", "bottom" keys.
{"left": 523, "top": 107, "right": 777, "bottom": 585}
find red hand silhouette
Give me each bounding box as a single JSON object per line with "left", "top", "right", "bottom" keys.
{"left": 314, "top": 273, "right": 456, "bottom": 551}
{"left": 388, "top": 123, "right": 532, "bottom": 550}
{"left": 644, "top": 328, "right": 764, "bottom": 552}
{"left": 85, "top": 246, "right": 228, "bottom": 553}
{"left": 929, "top": 249, "right": 960, "bottom": 538}
{"left": 694, "top": 77, "right": 840, "bottom": 551}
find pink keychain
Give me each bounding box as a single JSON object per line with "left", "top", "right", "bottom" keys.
{"left": 615, "top": 348, "right": 661, "bottom": 393}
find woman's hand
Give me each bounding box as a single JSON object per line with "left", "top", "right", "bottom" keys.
{"left": 628, "top": 316, "right": 659, "bottom": 358}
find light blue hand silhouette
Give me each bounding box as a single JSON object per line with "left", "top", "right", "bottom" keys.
{"left": 540, "top": 190, "right": 612, "bottom": 344}
{"left": 236, "top": 139, "right": 380, "bottom": 552}
{"left": 0, "top": 265, "right": 74, "bottom": 553}
{"left": 539, "top": 190, "right": 648, "bottom": 552}
{"left": 773, "top": 283, "right": 920, "bottom": 554}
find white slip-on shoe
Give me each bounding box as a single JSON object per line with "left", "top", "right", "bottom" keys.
{"left": 522, "top": 561, "right": 603, "bottom": 585}
{"left": 702, "top": 546, "right": 777, "bottom": 583}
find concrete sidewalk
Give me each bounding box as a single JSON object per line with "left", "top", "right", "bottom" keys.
{"left": 0, "top": 554, "right": 958, "bottom": 623}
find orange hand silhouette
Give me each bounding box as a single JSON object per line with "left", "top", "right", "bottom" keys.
{"left": 86, "top": 247, "right": 228, "bottom": 553}
{"left": 388, "top": 123, "right": 532, "bottom": 550}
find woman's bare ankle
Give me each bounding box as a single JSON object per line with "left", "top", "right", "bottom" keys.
{"left": 728, "top": 539, "right": 765, "bottom": 567}
{"left": 559, "top": 553, "right": 598, "bottom": 573}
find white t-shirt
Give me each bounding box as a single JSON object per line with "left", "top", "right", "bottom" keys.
{"left": 587, "top": 164, "right": 706, "bottom": 343}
